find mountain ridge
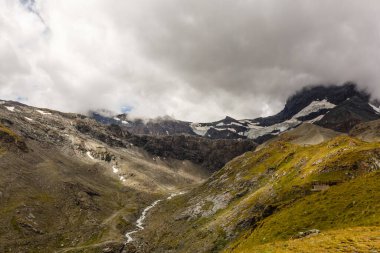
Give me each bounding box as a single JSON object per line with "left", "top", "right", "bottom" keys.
{"left": 90, "top": 83, "right": 380, "bottom": 143}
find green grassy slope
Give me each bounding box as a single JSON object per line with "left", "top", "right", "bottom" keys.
{"left": 226, "top": 171, "right": 380, "bottom": 252}
{"left": 140, "top": 135, "right": 380, "bottom": 252}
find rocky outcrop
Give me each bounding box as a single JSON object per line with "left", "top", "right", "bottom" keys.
{"left": 75, "top": 119, "right": 127, "bottom": 148}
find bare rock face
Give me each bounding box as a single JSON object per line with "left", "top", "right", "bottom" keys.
{"left": 127, "top": 135, "right": 257, "bottom": 172}
{"left": 75, "top": 119, "right": 127, "bottom": 148}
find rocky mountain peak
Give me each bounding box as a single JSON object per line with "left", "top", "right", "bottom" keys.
{"left": 222, "top": 116, "right": 238, "bottom": 124}
{"left": 254, "top": 82, "right": 370, "bottom": 126}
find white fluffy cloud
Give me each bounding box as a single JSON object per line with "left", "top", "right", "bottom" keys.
{"left": 1, "top": 0, "right": 380, "bottom": 121}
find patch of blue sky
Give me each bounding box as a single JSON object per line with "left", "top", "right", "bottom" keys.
{"left": 121, "top": 105, "right": 133, "bottom": 113}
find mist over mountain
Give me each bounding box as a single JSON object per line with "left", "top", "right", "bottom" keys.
{"left": 90, "top": 83, "right": 380, "bottom": 143}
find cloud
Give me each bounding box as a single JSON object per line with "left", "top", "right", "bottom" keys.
{"left": 0, "top": 0, "right": 380, "bottom": 121}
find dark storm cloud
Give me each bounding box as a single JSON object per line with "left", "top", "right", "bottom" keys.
{"left": 129, "top": 0, "right": 380, "bottom": 105}
{"left": 1, "top": 0, "right": 380, "bottom": 121}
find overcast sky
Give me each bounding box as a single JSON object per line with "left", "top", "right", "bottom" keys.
{"left": 1, "top": 0, "right": 380, "bottom": 121}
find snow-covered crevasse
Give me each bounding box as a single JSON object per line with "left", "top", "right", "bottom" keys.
{"left": 125, "top": 192, "right": 186, "bottom": 243}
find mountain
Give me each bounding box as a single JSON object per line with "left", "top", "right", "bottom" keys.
{"left": 0, "top": 100, "right": 254, "bottom": 252}
{"left": 253, "top": 82, "right": 370, "bottom": 126}
{"left": 137, "top": 130, "right": 380, "bottom": 253}
{"left": 91, "top": 83, "right": 380, "bottom": 143}
{"left": 75, "top": 120, "right": 256, "bottom": 174}
{"left": 2, "top": 82, "right": 380, "bottom": 252}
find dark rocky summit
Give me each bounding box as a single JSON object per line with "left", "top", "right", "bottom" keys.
{"left": 253, "top": 82, "right": 370, "bottom": 126}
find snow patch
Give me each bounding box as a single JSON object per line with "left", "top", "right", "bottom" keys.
{"left": 113, "top": 117, "right": 121, "bottom": 121}
{"left": 5, "top": 106, "right": 15, "bottom": 112}
{"left": 230, "top": 122, "right": 244, "bottom": 127}
{"left": 293, "top": 99, "right": 335, "bottom": 119}
{"left": 239, "top": 119, "right": 257, "bottom": 125}
{"left": 246, "top": 119, "right": 300, "bottom": 139}
{"left": 86, "top": 151, "right": 95, "bottom": 160}
{"left": 213, "top": 127, "right": 237, "bottom": 133}
{"left": 24, "top": 117, "right": 33, "bottom": 121}
{"left": 190, "top": 123, "right": 211, "bottom": 136}
{"left": 36, "top": 110, "right": 51, "bottom": 115}
{"left": 369, "top": 103, "right": 380, "bottom": 114}
{"left": 167, "top": 191, "right": 185, "bottom": 200}
{"left": 112, "top": 166, "right": 119, "bottom": 174}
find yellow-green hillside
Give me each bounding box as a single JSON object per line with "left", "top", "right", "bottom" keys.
{"left": 229, "top": 226, "right": 380, "bottom": 253}
{"left": 225, "top": 170, "right": 380, "bottom": 252}
{"left": 141, "top": 135, "right": 380, "bottom": 252}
